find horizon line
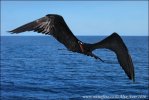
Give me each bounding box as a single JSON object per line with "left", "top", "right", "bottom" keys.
{"left": 1, "top": 35, "right": 148, "bottom": 37}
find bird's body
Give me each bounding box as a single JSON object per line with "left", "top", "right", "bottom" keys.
{"left": 9, "top": 14, "right": 135, "bottom": 81}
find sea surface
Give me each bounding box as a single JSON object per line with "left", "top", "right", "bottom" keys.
{"left": 1, "top": 36, "right": 148, "bottom": 100}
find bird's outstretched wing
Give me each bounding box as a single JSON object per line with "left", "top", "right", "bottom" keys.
{"left": 9, "top": 14, "right": 80, "bottom": 52}
{"left": 91, "top": 33, "right": 135, "bottom": 81}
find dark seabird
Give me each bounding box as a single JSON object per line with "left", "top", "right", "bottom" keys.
{"left": 9, "top": 14, "right": 135, "bottom": 81}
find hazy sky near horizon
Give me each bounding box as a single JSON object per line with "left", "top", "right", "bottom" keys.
{"left": 1, "top": 1, "right": 148, "bottom": 36}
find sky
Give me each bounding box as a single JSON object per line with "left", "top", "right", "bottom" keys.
{"left": 1, "top": 1, "right": 148, "bottom": 36}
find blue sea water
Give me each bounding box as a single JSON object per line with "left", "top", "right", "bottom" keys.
{"left": 1, "top": 36, "right": 148, "bottom": 100}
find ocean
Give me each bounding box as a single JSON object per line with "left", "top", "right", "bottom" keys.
{"left": 1, "top": 36, "right": 148, "bottom": 100}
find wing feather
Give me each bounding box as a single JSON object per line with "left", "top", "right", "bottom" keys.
{"left": 9, "top": 14, "right": 80, "bottom": 52}
{"left": 91, "top": 33, "right": 135, "bottom": 81}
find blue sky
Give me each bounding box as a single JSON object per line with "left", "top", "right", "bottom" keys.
{"left": 1, "top": 1, "right": 148, "bottom": 36}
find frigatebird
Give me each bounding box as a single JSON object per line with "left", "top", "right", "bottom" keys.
{"left": 9, "top": 14, "right": 135, "bottom": 81}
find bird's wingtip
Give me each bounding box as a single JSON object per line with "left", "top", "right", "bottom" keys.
{"left": 132, "top": 75, "right": 135, "bottom": 83}
{"left": 7, "top": 30, "right": 14, "bottom": 34}
{"left": 7, "top": 30, "right": 11, "bottom": 33}
{"left": 129, "top": 73, "right": 135, "bottom": 82}
{"left": 7, "top": 30, "right": 17, "bottom": 34}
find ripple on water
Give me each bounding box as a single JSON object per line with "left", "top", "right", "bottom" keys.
{"left": 1, "top": 36, "right": 148, "bottom": 99}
